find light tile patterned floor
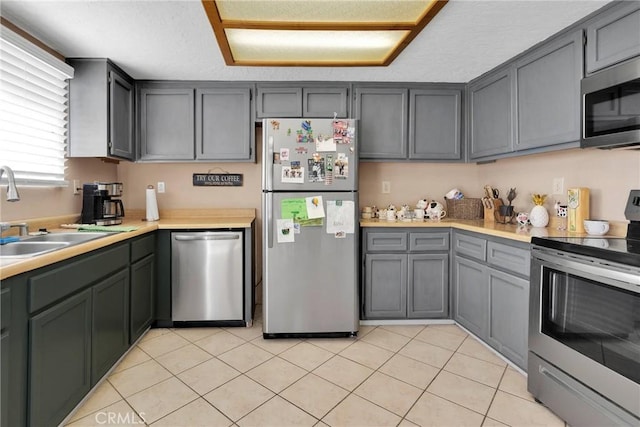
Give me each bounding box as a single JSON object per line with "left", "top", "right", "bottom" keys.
{"left": 65, "top": 310, "right": 567, "bottom": 427}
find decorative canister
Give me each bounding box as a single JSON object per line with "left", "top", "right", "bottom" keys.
{"left": 567, "top": 188, "right": 590, "bottom": 233}
{"left": 529, "top": 194, "right": 549, "bottom": 227}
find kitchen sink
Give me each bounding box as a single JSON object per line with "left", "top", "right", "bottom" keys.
{"left": 0, "top": 241, "right": 70, "bottom": 258}
{"left": 22, "top": 232, "right": 111, "bottom": 244}
{"left": 0, "top": 232, "right": 112, "bottom": 259}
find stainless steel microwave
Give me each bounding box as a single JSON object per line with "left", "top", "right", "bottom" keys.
{"left": 581, "top": 56, "right": 640, "bottom": 149}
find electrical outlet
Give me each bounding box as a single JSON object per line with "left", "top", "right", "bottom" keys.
{"left": 72, "top": 179, "right": 80, "bottom": 195}
{"left": 382, "top": 181, "right": 391, "bottom": 194}
{"left": 157, "top": 182, "right": 165, "bottom": 193}
{"left": 552, "top": 177, "right": 564, "bottom": 195}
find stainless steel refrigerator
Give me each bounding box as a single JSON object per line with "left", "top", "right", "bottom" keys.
{"left": 262, "top": 118, "right": 359, "bottom": 338}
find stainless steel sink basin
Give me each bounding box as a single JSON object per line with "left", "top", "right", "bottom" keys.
{"left": 23, "top": 232, "right": 111, "bottom": 244}
{"left": 0, "top": 232, "right": 112, "bottom": 259}
{"left": 0, "top": 241, "right": 70, "bottom": 258}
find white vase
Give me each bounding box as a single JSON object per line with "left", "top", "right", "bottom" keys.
{"left": 529, "top": 205, "right": 549, "bottom": 227}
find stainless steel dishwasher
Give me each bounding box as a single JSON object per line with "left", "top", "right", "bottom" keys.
{"left": 171, "top": 231, "right": 243, "bottom": 323}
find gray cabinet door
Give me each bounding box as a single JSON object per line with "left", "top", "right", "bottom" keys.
{"left": 515, "top": 31, "right": 583, "bottom": 150}
{"left": 303, "top": 87, "right": 349, "bottom": 118}
{"left": 408, "top": 253, "right": 449, "bottom": 318}
{"left": 140, "top": 87, "right": 195, "bottom": 160}
{"left": 130, "top": 254, "right": 155, "bottom": 343}
{"left": 29, "top": 289, "right": 92, "bottom": 427}
{"left": 355, "top": 87, "right": 408, "bottom": 159}
{"left": 0, "top": 288, "right": 8, "bottom": 427}
{"left": 109, "top": 69, "right": 135, "bottom": 160}
{"left": 409, "top": 89, "right": 462, "bottom": 160}
{"left": 487, "top": 268, "right": 529, "bottom": 369}
{"left": 196, "top": 86, "right": 253, "bottom": 161}
{"left": 586, "top": 1, "right": 640, "bottom": 73}
{"left": 453, "top": 255, "right": 487, "bottom": 338}
{"left": 468, "top": 67, "right": 515, "bottom": 159}
{"left": 364, "top": 254, "right": 407, "bottom": 318}
{"left": 256, "top": 86, "right": 302, "bottom": 118}
{"left": 92, "top": 269, "right": 129, "bottom": 385}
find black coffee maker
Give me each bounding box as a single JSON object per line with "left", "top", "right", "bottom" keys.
{"left": 81, "top": 182, "right": 125, "bottom": 225}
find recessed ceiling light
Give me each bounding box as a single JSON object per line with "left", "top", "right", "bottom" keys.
{"left": 201, "top": 0, "right": 449, "bottom": 66}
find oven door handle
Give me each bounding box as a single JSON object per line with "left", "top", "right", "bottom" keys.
{"left": 534, "top": 251, "right": 640, "bottom": 291}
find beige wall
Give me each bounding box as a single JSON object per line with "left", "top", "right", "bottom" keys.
{"left": 359, "top": 148, "right": 640, "bottom": 221}
{"left": 3, "top": 140, "right": 639, "bottom": 225}
{"left": 0, "top": 157, "right": 118, "bottom": 222}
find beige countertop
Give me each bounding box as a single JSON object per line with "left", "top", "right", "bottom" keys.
{"left": 360, "top": 217, "right": 626, "bottom": 243}
{"left": 0, "top": 209, "right": 255, "bottom": 280}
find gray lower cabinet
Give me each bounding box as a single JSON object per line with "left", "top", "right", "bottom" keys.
{"left": 255, "top": 84, "right": 349, "bottom": 119}
{"left": 130, "top": 254, "right": 155, "bottom": 343}
{"left": 468, "top": 66, "right": 515, "bottom": 159}
{"left": 362, "top": 229, "right": 449, "bottom": 319}
{"left": 91, "top": 269, "right": 129, "bottom": 385}
{"left": 452, "top": 230, "right": 530, "bottom": 370}
{"left": 68, "top": 59, "right": 135, "bottom": 160}
{"left": 515, "top": 30, "right": 583, "bottom": 150}
{"left": 139, "top": 87, "right": 195, "bottom": 160}
{"left": 0, "top": 234, "right": 156, "bottom": 427}
{"left": 486, "top": 268, "right": 528, "bottom": 368}
{"left": 585, "top": 1, "right": 640, "bottom": 74}
{"left": 1, "top": 288, "right": 11, "bottom": 427}
{"left": 453, "top": 255, "right": 487, "bottom": 338}
{"left": 29, "top": 289, "right": 92, "bottom": 427}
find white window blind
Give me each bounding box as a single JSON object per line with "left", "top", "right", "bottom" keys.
{"left": 0, "top": 25, "right": 74, "bottom": 186}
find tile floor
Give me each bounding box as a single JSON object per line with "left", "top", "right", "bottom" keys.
{"left": 65, "top": 310, "right": 567, "bottom": 427}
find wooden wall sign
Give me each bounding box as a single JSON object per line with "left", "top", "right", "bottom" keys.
{"left": 193, "top": 173, "right": 243, "bottom": 187}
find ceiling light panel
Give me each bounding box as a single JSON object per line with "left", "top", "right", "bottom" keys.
{"left": 202, "top": 0, "right": 448, "bottom": 66}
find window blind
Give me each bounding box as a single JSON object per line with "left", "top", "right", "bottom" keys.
{"left": 0, "top": 25, "right": 74, "bottom": 186}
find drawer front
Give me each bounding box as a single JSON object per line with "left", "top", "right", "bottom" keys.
{"left": 29, "top": 244, "right": 129, "bottom": 314}
{"left": 131, "top": 233, "right": 155, "bottom": 262}
{"left": 453, "top": 232, "right": 486, "bottom": 261}
{"left": 487, "top": 241, "right": 531, "bottom": 277}
{"left": 409, "top": 231, "right": 450, "bottom": 252}
{"left": 366, "top": 232, "right": 408, "bottom": 252}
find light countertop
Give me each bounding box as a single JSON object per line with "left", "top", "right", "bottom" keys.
{"left": 360, "top": 217, "right": 626, "bottom": 243}
{"left": 0, "top": 209, "right": 255, "bottom": 280}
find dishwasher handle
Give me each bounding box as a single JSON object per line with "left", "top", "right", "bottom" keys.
{"left": 173, "top": 234, "right": 240, "bottom": 241}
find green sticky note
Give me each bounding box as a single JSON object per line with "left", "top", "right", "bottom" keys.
{"left": 281, "top": 198, "right": 308, "bottom": 221}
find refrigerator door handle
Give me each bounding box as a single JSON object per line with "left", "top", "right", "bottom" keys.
{"left": 265, "top": 133, "right": 274, "bottom": 191}
{"left": 266, "top": 192, "right": 273, "bottom": 249}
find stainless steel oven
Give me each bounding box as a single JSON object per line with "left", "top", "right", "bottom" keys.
{"left": 528, "top": 190, "right": 640, "bottom": 426}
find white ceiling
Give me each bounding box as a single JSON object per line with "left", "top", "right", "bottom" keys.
{"left": 1, "top": 0, "right": 612, "bottom": 82}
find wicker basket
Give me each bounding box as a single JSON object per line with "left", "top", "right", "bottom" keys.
{"left": 445, "top": 198, "right": 484, "bottom": 220}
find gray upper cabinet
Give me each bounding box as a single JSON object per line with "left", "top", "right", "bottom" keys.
{"left": 303, "top": 87, "right": 349, "bottom": 118}
{"left": 256, "top": 84, "right": 349, "bottom": 119}
{"left": 196, "top": 86, "right": 253, "bottom": 160}
{"left": 355, "top": 86, "right": 408, "bottom": 159}
{"left": 139, "top": 87, "right": 194, "bottom": 161}
{"left": 409, "top": 89, "right": 462, "bottom": 160}
{"left": 515, "top": 30, "right": 583, "bottom": 150}
{"left": 468, "top": 67, "right": 515, "bottom": 159}
{"left": 585, "top": 1, "right": 640, "bottom": 74}
{"left": 68, "top": 59, "right": 135, "bottom": 160}
{"left": 139, "top": 83, "right": 254, "bottom": 162}
{"left": 256, "top": 86, "right": 302, "bottom": 118}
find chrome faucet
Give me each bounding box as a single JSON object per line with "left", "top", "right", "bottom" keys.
{"left": 0, "top": 222, "right": 28, "bottom": 237}
{"left": 0, "top": 165, "right": 20, "bottom": 201}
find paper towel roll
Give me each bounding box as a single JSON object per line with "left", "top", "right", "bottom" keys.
{"left": 146, "top": 186, "right": 159, "bottom": 221}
